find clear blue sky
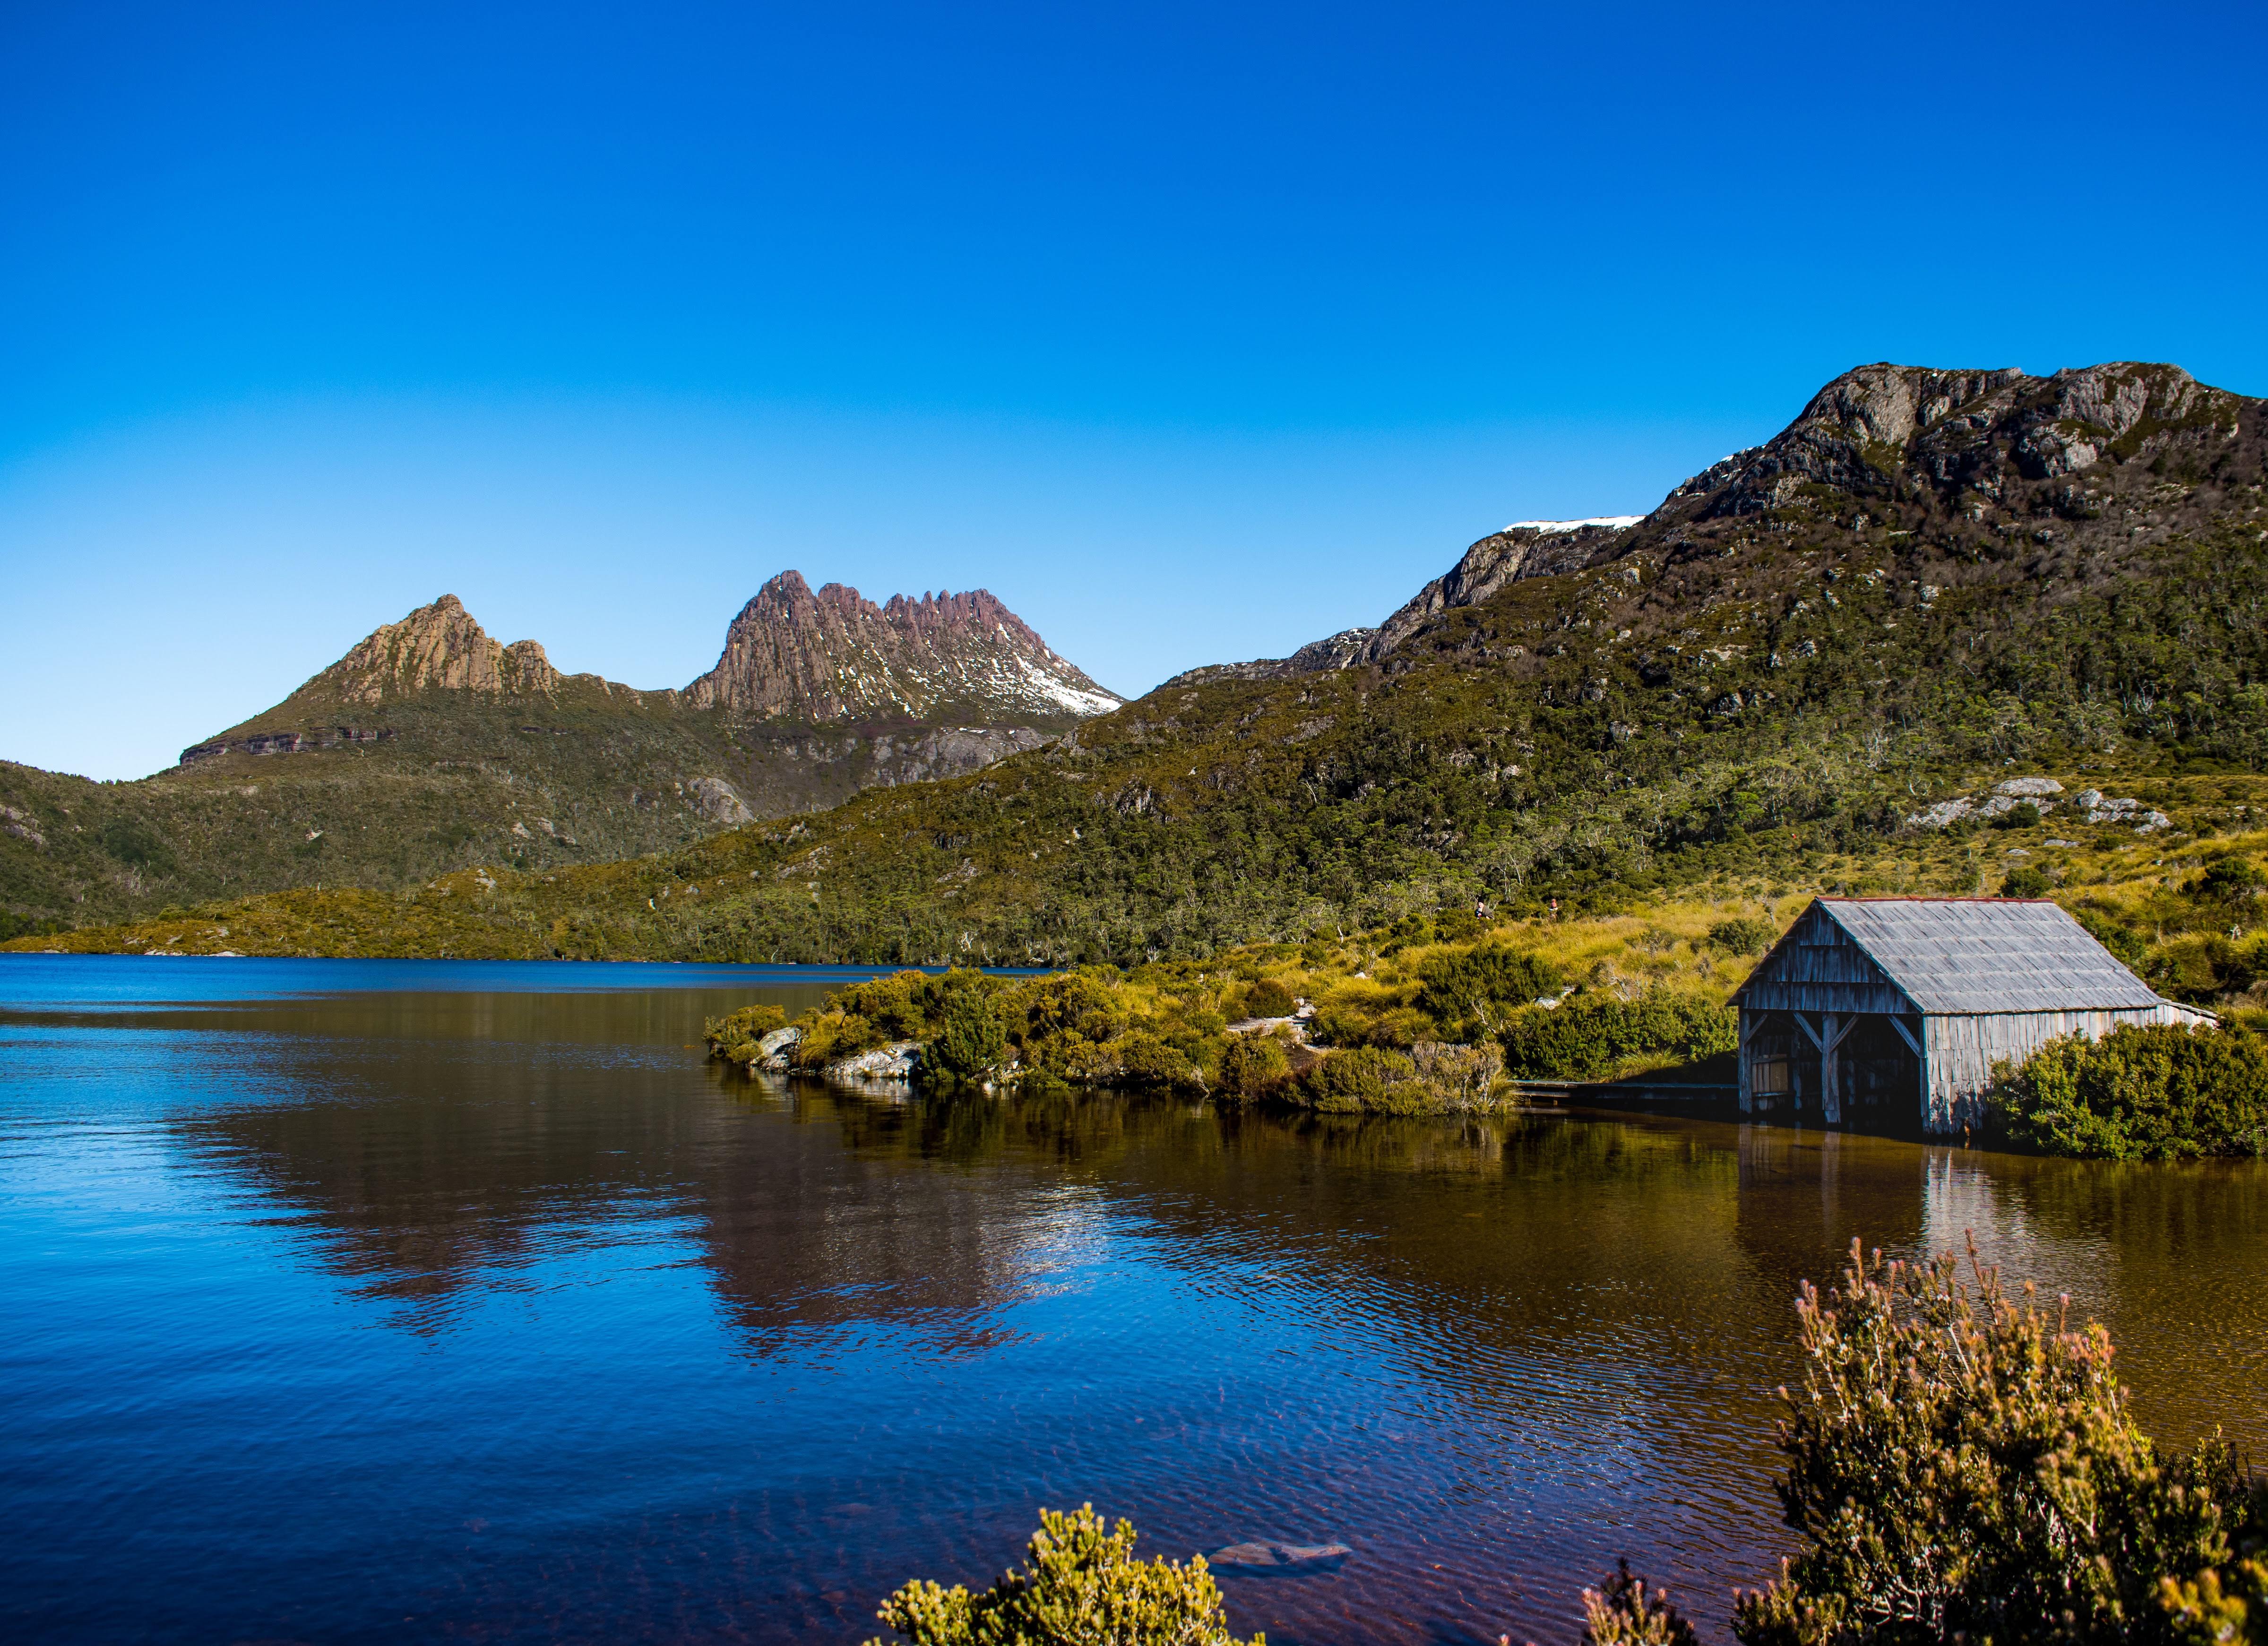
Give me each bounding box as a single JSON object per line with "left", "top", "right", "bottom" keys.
{"left": 4, "top": 0, "right": 2263, "bottom": 780}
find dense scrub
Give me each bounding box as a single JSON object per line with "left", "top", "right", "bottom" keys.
{"left": 1987, "top": 1021, "right": 2268, "bottom": 1158}
{"left": 701, "top": 914, "right": 1754, "bottom": 1111}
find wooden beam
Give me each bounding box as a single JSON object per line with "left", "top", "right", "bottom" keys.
{"left": 1887, "top": 1015, "right": 1923, "bottom": 1056}
{"left": 1793, "top": 1011, "right": 1857, "bottom": 1052}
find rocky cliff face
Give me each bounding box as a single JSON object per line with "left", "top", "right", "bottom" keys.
{"left": 685, "top": 572, "right": 1120, "bottom": 725}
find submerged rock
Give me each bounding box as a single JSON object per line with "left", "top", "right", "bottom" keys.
{"left": 1207, "top": 1540, "right": 1352, "bottom": 1573}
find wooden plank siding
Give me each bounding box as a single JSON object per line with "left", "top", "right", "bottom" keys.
{"left": 1921, "top": 1003, "right": 2212, "bottom": 1134}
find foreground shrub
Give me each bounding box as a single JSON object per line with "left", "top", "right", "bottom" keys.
{"left": 859, "top": 1247, "right": 2264, "bottom": 1646}
{"left": 1499, "top": 989, "right": 1735, "bottom": 1081}
{"left": 1583, "top": 1560, "right": 1699, "bottom": 1646}
{"left": 1986, "top": 1023, "right": 2268, "bottom": 1158}
{"left": 1731, "top": 1238, "right": 2258, "bottom": 1646}
{"left": 865, "top": 1503, "right": 1259, "bottom": 1646}
{"left": 2161, "top": 1550, "right": 2268, "bottom": 1645}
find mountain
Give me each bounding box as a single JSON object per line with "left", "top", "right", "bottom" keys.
{"left": 15, "top": 359, "right": 2268, "bottom": 976}
{"left": 0, "top": 577, "right": 1118, "bottom": 932}
{"left": 686, "top": 573, "right": 1119, "bottom": 723}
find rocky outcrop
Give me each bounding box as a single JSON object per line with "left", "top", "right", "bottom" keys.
{"left": 685, "top": 776, "right": 754, "bottom": 824}
{"left": 1663, "top": 362, "right": 2237, "bottom": 519}
{"left": 180, "top": 726, "right": 395, "bottom": 766}
{"left": 1364, "top": 518, "right": 1642, "bottom": 659}
{"left": 1208, "top": 1541, "right": 1353, "bottom": 1572}
{"left": 826, "top": 1041, "right": 923, "bottom": 1079}
{"left": 319, "top": 595, "right": 568, "bottom": 705}
{"left": 686, "top": 572, "right": 1121, "bottom": 725}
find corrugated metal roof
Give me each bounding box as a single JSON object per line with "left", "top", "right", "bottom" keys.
{"left": 1805, "top": 898, "right": 2165, "bottom": 1015}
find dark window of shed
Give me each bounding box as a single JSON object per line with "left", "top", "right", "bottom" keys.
{"left": 1751, "top": 1056, "right": 1791, "bottom": 1094}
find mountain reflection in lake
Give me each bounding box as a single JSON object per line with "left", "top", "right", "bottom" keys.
{"left": 3, "top": 957, "right": 2263, "bottom": 1646}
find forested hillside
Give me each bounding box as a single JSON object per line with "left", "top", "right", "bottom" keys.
{"left": 14, "top": 361, "right": 2268, "bottom": 988}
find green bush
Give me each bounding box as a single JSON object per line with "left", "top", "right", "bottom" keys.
{"left": 1432, "top": 906, "right": 1483, "bottom": 943}
{"left": 704, "top": 1003, "right": 787, "bottom": 1065}
{"left": 865, "top": 1503, "right": 1259, "bottom": 1646}
{"left": 2192, "top": 857, "right": 2268, "bottom": 901}
{"left": 2073, "top": 903, "right": 2151, "bottom": 966}
{"left": 2002, "top": 864, "right": 2053, "bottom": 898}
{"left": 1216, "top": 1034, "right": 1289, "bottom": 1095}
{"left": 1243, "top": 978, "right": 1296, "bottom": 1018}
{"left": 1294, "top": 1041, "right": 1509, "bottom": 1114}
{"left": 2161, "top": 1550, "right": 2268, "bottom": 1646}
{"left": 1499, "top": 989, "right": 1736, "bottom": 1081}
{"left": 1707, "top": 917, "right": 1779, "bottom": 956}
{"left": 1302, "top": 1045, "right": 1421, "bottom": 1112}
{"left": 1415, "top": 942, "right": 1564, "bottom": 1037}
{"left": 1112, "top": 1029, "right": 1215, "bottom": 1091}
{"left": 1731, "top": 1239, "right": 2260, "bottom": 1646}
{"left": 1986, "top": 1023, "right": 2268, "bottom": 1158}
{"left": 926, "top": 989, "right": 1008, "bottom": 1082}
{"left": 1992, "top": 799, "right": 2043, "bottom": 830}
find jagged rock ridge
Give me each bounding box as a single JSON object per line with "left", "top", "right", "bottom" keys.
{"left": 1180, "top": 361, "right": 2252, "bottom": 685}
{"left": 686, "top": 572, "right": 1120, "bottom": 725}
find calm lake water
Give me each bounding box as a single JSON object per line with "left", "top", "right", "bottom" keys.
{"left": 4, "top": 956, "right": 2264, "bottom": 1646}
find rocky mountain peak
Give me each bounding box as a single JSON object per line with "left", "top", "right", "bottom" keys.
{"left": 1179, "top": 359, "right": 2256, "bottom": 688}
{"left": 1665, "top": 360, "right": 2232, "bottom": 520}
{"left": 320, "top": 595, "right": 562, "bottom": 705}
{"left": 686, "top": 572, "right": 1119, "bottom": 725}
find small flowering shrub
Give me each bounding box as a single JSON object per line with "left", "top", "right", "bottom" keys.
{"left": 866, "top": 1504, "right": 1260, "bottom": 1646}
{"left": 1730, "top": 1238, "right": 2261, "bottom": 1646}
{"left": 1582, "top": 1560, "right": 1699, "bottom": 1646}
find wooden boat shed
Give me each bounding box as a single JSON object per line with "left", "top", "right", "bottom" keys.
{"left": 1734, "top": 897, "right": 2213, "bottom": 1136}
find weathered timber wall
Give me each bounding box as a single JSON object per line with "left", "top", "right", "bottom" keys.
{"left": 1923, "top": 1003, "right": 2209, "bottom": 1135}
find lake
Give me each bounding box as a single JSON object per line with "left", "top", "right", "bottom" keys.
{"left": 4, "top": 955, "right": 2263, "bottom": 1645}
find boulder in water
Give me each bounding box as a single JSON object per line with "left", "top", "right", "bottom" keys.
{"left": 1207, "top": 1540, "right": 1352, "bottom": 1574}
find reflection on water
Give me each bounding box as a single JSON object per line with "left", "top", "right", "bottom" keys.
{"left": 2, "top": 956, "right": 2262, "bottom": 1646}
